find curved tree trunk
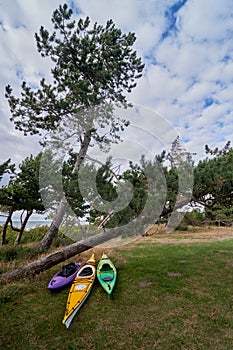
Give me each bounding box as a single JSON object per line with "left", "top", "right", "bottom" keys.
{"left": 36, "top": 198, "right": 68, "bottom": 250}
{"left": 1, "top": 228, "right": 120, "bottom": 283}
{"left": 1, "top": 208, "right": 14, "bottom": 245}
{"left": 14, "top": 209, "right": 33, "bottom": 245}
{"left": 37, "top": 130, "right": 92, "bottom": 251}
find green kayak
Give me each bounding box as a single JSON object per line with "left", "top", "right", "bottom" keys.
{"left": 97, "top": 253, "right": 117, "bottom": 299}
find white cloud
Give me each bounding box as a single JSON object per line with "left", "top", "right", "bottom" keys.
{"left": 177, "top": 0, "right": 233, "bottom": 42}
{"left": 0, "top": 0, "right": 61, "bottom": 164}
{"left": 0, "top": 0, "right": 233, "bottom": 170}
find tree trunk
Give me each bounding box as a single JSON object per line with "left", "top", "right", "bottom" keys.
{"left": 36, "top": 198, "right": 68, "bottom": 250}
{"left": 166, "top": 197, "right": 192, "bottom": 233}
{"left": 14, "top": 209, "right": 33, "bottom": 245}
{"left": 37, "top": 130, "right": 92, "bottom": 250}
{"left": 1, "top": 208, "right": 14, "bottom": 245}
{"left": 1, "top": 228, "right": 120, "bottom": 283}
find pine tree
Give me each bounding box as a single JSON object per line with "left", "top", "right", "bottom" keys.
{"left": 5, "top": 4, "right": 144, "bottom": 249}
{"left": 0, "top": 154, "right": 45, "bottom": 245}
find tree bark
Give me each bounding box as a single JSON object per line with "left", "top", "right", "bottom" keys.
{"left": 37, "top": 198, "right": 68, "bottom": 250}
{"left": 14, "top": 209, "right": 33, "bottom": 245}
{"left": 1, "top": 208, "right": 14, "bottom": 245}
{"left": 37, "top": 130, "right": 92, "bottom": 250}
{"left": 1, "top": 228, "right": 120, "bottom": 283}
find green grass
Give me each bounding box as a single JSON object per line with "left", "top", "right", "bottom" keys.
{"left": 0, "top": 225, "right": 49, "bottom": 245}
{"left": 1, "top": 238, "right": 233, "bottom": 349}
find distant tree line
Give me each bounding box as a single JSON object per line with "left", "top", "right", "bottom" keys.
{"left": 1, "top": 138, "right": 233, "bottom": 246}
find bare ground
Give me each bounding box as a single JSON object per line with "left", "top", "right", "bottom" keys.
{"left": 141, "top": 225, "right": 233, "bottom": 244}
{"left": 95, "top": 225, "right": 233, "bottom": 251}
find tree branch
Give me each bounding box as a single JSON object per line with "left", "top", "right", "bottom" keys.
{"left": 1, "top": 228, "right": 121, "bottom": 283}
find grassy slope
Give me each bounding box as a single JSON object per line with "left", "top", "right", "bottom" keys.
{"left": 0, "top": 234, "right": 233, "bottom": 350}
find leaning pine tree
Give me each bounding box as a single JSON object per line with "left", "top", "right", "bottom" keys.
{"left": 5, "top": 4, "right": 144, "bottom": 250}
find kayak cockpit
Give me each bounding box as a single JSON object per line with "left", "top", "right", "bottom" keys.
{"left": 57, "top": 263, "right": 78, "bottom": 278}
{"left": 102, "top": 276, "right": 113, "bottom": 281}
{"left": 78, "top": 265, "right": 95, "bottom": 278}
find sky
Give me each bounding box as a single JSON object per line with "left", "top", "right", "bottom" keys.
{"left": 1, "top": 0, "right": 233, "bottom": 168}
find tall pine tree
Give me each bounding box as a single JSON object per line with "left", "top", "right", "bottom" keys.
{"left": 5, "top": 4, "right": 144, "bottom": 249}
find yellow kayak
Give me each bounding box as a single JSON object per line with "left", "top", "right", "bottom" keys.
{"left": 62, "top": 254, "right": 96, "bottom": 328}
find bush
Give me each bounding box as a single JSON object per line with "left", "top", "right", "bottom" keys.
{"left": 21, "top": 225, "right": 49, "bottom": 243}
{"left": 188, "top": 209, "right": 205, "bottom": 223}
{"left": 0, "top": 244, "right": 40, "bottom": 263}
{"left": 0, "top": 245, "right": 19, "bottom": 261}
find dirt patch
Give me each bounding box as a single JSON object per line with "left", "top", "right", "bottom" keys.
{"left": 116, "top": 226, "right": 233, "bottom": 250}
{"left": 167, "top": 272, "right": 182, "bottom": 276}
{"left": 139, "top": 280, "right": 153, "bottom": 287}
{"left": 89, "top": 226, "right": 233, "bottom": 252}
{"left": 141, "top": 226, "right": 233, "bottom": 244}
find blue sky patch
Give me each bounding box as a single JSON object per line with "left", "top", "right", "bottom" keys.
{"left": 68, "top": 0, "right": 82, "bottom": 15}
{"left": 216, "top": 80, "right": 225, "bottom": 88}
{"left": 161, "top": 0, "right": 188, "bottom": 40}
{"left": 203, "top": 97, "right": 214, "bottom": 108}
{"left": 14, "top": 23, "right": 27, "bottom": 30}
{"left": 29, "top": 83, "right": 40, "bottom": 90}
{"left": 182, "top": 136, "right": 190, "bottom": 143}
{"left": 216, "top": 121, "right": 224, "bottom": 128}
{"left": 222, "top": 55, "right": 231, "bottom": 63}
{"left": 16, "top": 69, "right": 24, "bottom": 81}
{"left": 144, "top": 54, "right": 157, "bottom": 65}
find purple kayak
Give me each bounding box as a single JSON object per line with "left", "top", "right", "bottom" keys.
{"left": 48, "top": 262, "right": 82, "bottom": 291}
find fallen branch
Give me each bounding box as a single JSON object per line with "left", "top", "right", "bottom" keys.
{"left": 1, "top": 227, "right": 124, "bottom": 283}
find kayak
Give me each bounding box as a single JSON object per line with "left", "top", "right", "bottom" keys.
{"left": 62, "top": 254, "right": 96, "bottom": 328}
{"left": 97, "top": 253, "right": 117, "bottom": 299}
{"left": 48, "top": 262, "right": 82, "bottom": 291}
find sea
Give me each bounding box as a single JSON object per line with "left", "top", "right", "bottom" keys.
{"left": 0, "top": 220, "right": 52, "bottom": 230}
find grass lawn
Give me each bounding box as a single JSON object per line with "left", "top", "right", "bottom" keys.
{"left": 0, "top": 232, "right": 233, "bottom": 349}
